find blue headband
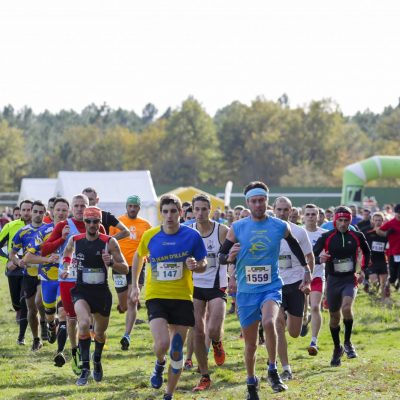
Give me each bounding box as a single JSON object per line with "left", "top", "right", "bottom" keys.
{"left": 245, "top": 188, "right": 269, "bottom": 200}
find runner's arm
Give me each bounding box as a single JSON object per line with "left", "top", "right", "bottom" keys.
{"left": 111, "top": 221, "right": 130, "bottom": 241}
{"left": 218, "top": 227, "right": 237, "bottom": 265}
{"left": 132, "top": 251, "right": 145, "bottom": 287}
{"left": 41, "top": 222, "right": 65, "bottom": 256}
{"left": 106, "top": 237, "right": 129, "bottom": 274}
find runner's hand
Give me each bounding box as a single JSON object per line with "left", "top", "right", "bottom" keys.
{"left": 6, "top": 260, "right": 17, "bottom": 271}
{"left": 319, "top": 250, "right": 331, "bottom": 263}
{"left": 186, "top": 257, "right": 197, "bottom": 271}
{"left": 102, "top": 249, "right": 112, "bottom": 267}
{"left": 130, "top": 286, "right": 140, "bottom": 303}
{"left": 228, "top": 243, "right": 241, "bottom": 262}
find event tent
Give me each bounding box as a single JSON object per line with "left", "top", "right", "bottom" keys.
{"left": 18, "top": 178, "right": 57, "bottom": 205}
{"left": 18, "top": 171, "right": 158, "bottom": 226}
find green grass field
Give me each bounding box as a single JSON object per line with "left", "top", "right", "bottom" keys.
{"left": 0, "top": 274, "right": 399, "bottom": 400}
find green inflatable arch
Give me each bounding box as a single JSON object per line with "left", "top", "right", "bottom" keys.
{"left": 341, "top": 155, "right": 400, "bottom": 205}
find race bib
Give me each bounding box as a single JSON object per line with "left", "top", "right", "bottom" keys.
{"left": 245, "top": 265, "right": 272, "bottom": 285}
{"left": 82, "top": 268, "right": 105, "bottom": 284}
{"left": 279, "top": 255, "right": 292, "bottom": 269}
{"left": 113, "top": 274, "right": 127, "bottom": 288}
{"left": 333, "top": 258, "right": 353, "bottom": 273}
{"left": 156, "top": 262, "right": 183, "bottom": 281}
{"left": 371, "top": 241, "right": 385, "bottom": 252}
{"left": 394, "top": 255, "right": 400, "bottom": 262}
{"left": 67, "top": 264, "right": 77, "bottom": 279}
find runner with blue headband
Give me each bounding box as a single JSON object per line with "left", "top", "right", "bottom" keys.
{"left": 218, "top": 181, "right": 312, "bottom": 399}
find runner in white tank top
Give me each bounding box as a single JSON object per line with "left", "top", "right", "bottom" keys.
{"left": 190, "top": 194, "right": 228, "bottom": 392}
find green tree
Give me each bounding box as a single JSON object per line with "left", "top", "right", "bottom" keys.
{"left": 0, "top": 121, "right": 27, "bottom": 191}
{"left": 160, "top": 97, "right": 221, "bottom": 186}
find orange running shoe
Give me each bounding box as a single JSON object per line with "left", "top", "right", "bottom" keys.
{"left": 184, "top": 359, "right": 193, "bottom": 370}
{"left": 192, "top": 376, "right": 211, "bottom": 392}
{"left": 212, "top": 341, "right": 226, "bottom": 366}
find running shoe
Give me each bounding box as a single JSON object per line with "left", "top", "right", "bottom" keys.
{"left": 212, "top": 341, "right": 226, "bottom": 366}
{"left": 150, "top": 360, "right": 165, "bottom": 389}
{"left": 135, "top": 319, "right": 146, "bottom": 325}
{"left": 120, "top": 335, "right": 130, "bottom": 351}
{"left": 267, "top": 369, "right": 288, "bottom": 393}
{"left": 93, "top": 361, "right": 103, "bottom": 382}
{"left": 246, "top": 376, "right": 259, "bottom": 400}
{"left": 227, "top": 303, "right": 236, "bottom": 315}
{"left": 300, "top": 314, "right": 311, "bottom": 337}
{"left": 192, "top": 376, "right": 211, "bottom": 392}
{"left": 280, "top": 370, "right": 293, "bottom": 381}
{"left": 76, "top": 368, "right": 90, "bottom": 386}
{"left": 16, "top": 337, "right": 26, "bottom": 346}
{"left": 330, "top": 345, "right": 344, "bottom": 367}
{"left": 344, "top": 342, "right": 358, "bottom": 359}
{"left": 54, "top": 352, "right": 66, "bottom": 367}
{"left": 71, "top": 347, "right": 82, "bottom": 376}
{"left": 31, "top": 338, "right": 43, "bottom": 352}
{"left": 163, "top": 394, "right": 173, "bottom": 400}
{"left": 184, "top": 359, "right": 193, "bottom": 370}
{"left": 258, "top": 333, "right": 265, "bottom": 345}
{"left": 308, "top": 342, "right": 318, "bottom": 356}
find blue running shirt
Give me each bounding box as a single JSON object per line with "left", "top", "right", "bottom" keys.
{"left": 233, "top": 216, "right": 287, "bottom": 294}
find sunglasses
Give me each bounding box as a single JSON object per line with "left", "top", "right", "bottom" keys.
{"left": 84, "top": 219, "right": 101, "bottom": 224}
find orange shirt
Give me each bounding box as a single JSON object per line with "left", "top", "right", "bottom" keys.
{"left": 109, "top": 215, "right": 151, "bottom": 265}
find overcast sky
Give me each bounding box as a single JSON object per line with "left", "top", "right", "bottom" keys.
{"left": 1, "top": 0, "right": 399, "bottom": 117}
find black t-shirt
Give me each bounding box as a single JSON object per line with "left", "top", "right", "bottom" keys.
{"left": 101, "top": 211, "right": 119, "bottom": 235}
{"left": 74, "top": 233, "right": 110, "bottom": 286}
{"left": 313, "top": 229, "right": 371, "bottom": 276}
{"left": 364, "top": 229, "right": 387, "bottom": 267}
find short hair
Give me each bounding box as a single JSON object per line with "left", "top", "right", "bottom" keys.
{"left": 372, "top": 211, "right": 384, "bottom": 219}
{"left": 243, "top": 181, "right": 269, "bottom": 196}
{"left": 273, "top": 196, "right": 292, "bottom": 208}
{"left": 305, "top": 203, "right": 318, "bottom": 209}
{"left": 184, "top": 206, "right": 193, "bottom": 218}
{"left": 82, "top": 187, "right": 98, "bottom": 197}
{"left": 182, "top": 201, "right": 191, "bottom": 208}
{"left": 192, "top": 194, "right": 211, "bottom": 208}
{"left": 13, "top": 206, "right": 20, "bottom": 213}
{"left": 53, "top": 197, "right": 70, "bottom": 208}
{"left": 160, "top": 194, "right": 182, "bottom": 211}
{"left": 32, "top": 200, "right": 46, "bottom": 210}
{"left": 19, "top": 199, "right": 33, "bottom": 208}
{"left": 47, "top": 197, "right": 57, "bottom": 204}
{"left": 72, "top": 194, "right": 89, "bottom": 206}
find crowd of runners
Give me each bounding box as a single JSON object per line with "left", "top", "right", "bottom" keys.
{"left": 0, "top": 182, "right": 399, "bottom": 400}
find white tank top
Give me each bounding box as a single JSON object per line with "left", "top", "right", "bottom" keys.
{"left": 190, "top": 222, "right": 227, "bottom": 288}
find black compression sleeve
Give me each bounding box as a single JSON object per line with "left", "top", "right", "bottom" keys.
{"left": 218, "top": 239, "right": 235, "bottom": 265}
{"left": 285, "top": 233, "right": 307, "bottom": 266}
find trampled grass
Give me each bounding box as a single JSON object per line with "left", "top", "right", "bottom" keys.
{"left": 0, "top": 274, "right": 399, "bottom": 400}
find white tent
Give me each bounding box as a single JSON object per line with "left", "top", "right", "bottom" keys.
{"left": 54, "top": 170, "right": 158, "bottom": 226}
{"left": 18, "top": 178, "right": 57, "bottom": 204}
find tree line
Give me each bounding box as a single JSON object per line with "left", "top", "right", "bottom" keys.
{"left": 0, "top": 96, "right": 399, "bottom": 192}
